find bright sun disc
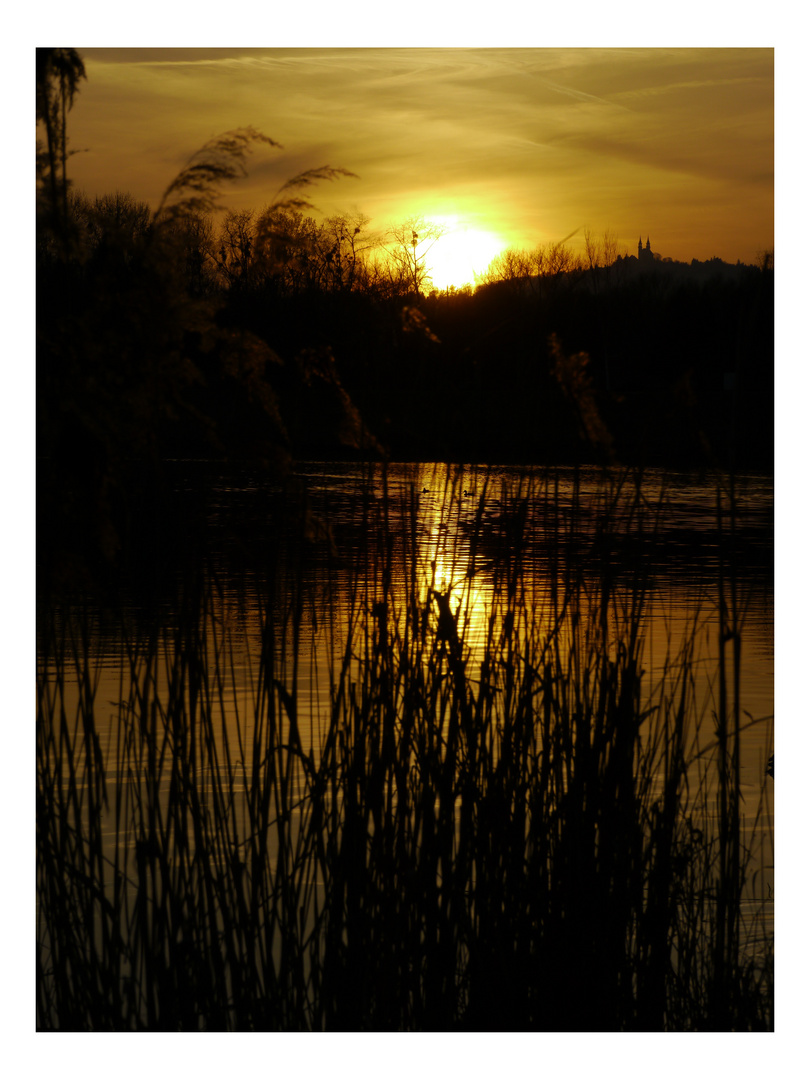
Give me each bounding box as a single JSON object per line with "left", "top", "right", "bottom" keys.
{"left": 427, "top": 222, "right": 506, "bottom": 291}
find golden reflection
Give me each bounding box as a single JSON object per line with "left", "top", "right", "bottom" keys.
{"left": 49, "top": 462, "right": 774, "bottom": 833}
{"left": 412, "top": 463, "right": 494, "bottom": 657}
{"left": 38, "top": 460, "right": 774, "bottom": 1029}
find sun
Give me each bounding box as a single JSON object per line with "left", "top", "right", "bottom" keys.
{"left": 425, "top": 217, "right": 506, "bottom": 291}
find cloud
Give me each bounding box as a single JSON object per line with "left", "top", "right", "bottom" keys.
{"left": 67, "top": 47, "right": 773, "bottom": 264}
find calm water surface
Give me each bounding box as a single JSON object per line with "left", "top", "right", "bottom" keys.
{"left": 41, "top": 460, "right": 775, "bottom": 932}
{"left": 54, "top": 459, "right": 774, "bottom": 781}
{"left": 283, "top": 461, "right": 773, "bottom": 758}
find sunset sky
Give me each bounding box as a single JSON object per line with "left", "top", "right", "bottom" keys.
{"left": 63, "top": 45, "right": 774, "bottom": 288}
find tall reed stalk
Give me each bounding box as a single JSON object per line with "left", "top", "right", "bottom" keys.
{"left": 36, "top": 465, "right": 773, "bottom": 1030}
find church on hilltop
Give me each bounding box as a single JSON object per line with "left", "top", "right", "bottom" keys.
{"left": 609, "top": 235, "right": 750, "bottom": 285}
{"left": 637, "top": 236, "right": 655, "bottom": 266}
{"left": 607, "top": 234, "right": 668, "bottom": 281}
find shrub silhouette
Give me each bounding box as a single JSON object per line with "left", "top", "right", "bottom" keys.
{"left": 36, "top": 59, "right": 372, "bottom": 586}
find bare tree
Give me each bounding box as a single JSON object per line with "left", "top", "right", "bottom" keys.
{"left": 89, "top": 191, "right": 151, "bottom": 248}
{"left": 176, "top": 212, "right": 216, "bottom": 294}
{"left": 584, "top": 229, "right": 600, "bottom": 273}
{"left": 385, "top": 216, "right": 446, "bottom": 296}
{"left": 478, "top": 246, "right": 535, "bottom": 297}
{"left": 252, "top": 207, "right": 323, "bottom": 292}
{"left": 217, "top": 208, "right": 256, "bottom": 285}
{"left": 544, "top": 240, "right": 582, "bottom": 277}
{"left": 584, "top": 228, "right": 618, "bottom": 290}
{"left": 319, "top": 212, "right": 376, "bottom": 291}
{"left": 602, "top": 229, "right": 618, "bottom": 270}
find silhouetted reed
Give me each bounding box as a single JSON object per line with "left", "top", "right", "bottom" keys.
{"left": 36, "top": 466, "right": 773, "bottom": 1030}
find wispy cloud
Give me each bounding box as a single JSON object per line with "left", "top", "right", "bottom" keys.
{"left": 68, "top": 47, "right": 773, "bottom": 263}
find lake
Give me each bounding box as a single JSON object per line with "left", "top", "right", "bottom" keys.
{"left": 36, "top": 459, "right": 774, "bottom": 1030}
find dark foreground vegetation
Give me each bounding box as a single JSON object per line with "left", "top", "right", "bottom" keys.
{"left": 37, "top": 467, "right": 774, "bottom": 1031}
{"left": 36, "top": 50, "right": 774, "bottom": 1030}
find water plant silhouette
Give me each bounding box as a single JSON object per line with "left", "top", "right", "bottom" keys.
{"left": 36, "top": 466, "right": 773, "bottom": 1030}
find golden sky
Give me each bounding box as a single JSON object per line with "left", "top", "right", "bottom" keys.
{"left": 64, "top": 46, "right": 773, "bottom": 284}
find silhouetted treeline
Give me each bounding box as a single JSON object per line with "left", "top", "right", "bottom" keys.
{"left": 37, "top": 184, "right": 773, "bottom": 587}
{"left": 172, "top": 202, "right": 773, "bottom": 470}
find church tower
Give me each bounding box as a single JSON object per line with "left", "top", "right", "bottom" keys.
{"left": 638, "top": 237, "right": 643, "bottom": 260}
